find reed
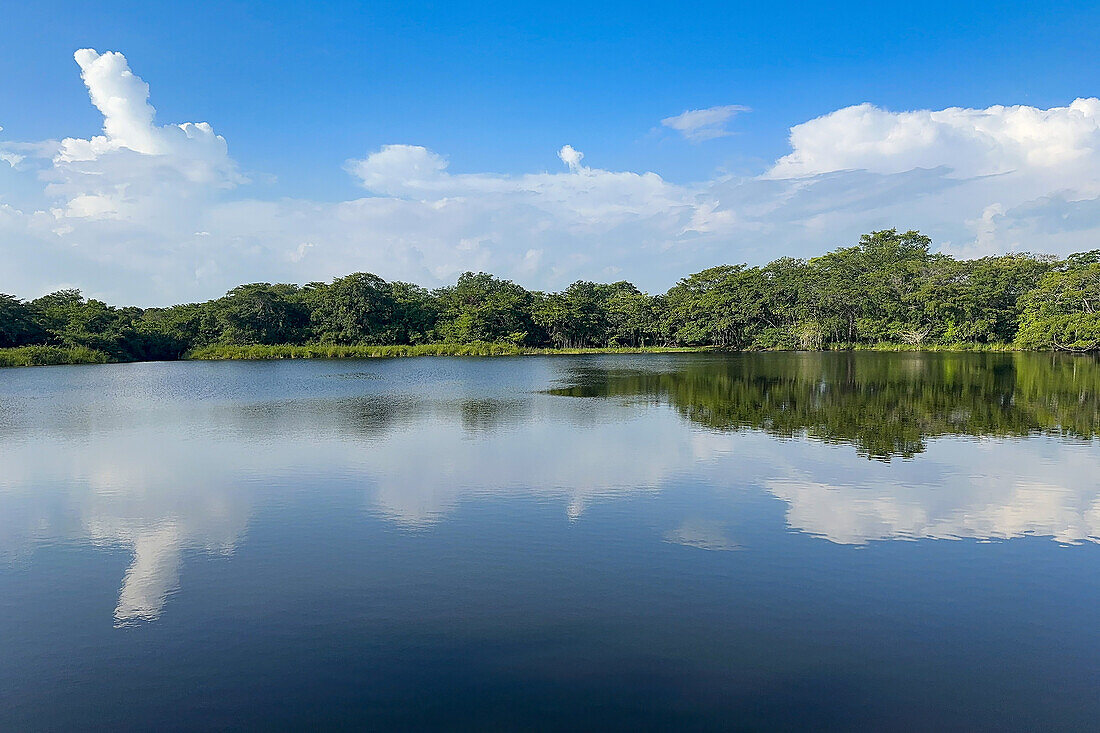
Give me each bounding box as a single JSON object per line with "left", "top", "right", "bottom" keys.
{"left": 0, "top": 345, "right": 112, "bottom": 367}
{"left": 185, "top": 343, "right": 709, "bottom": 360}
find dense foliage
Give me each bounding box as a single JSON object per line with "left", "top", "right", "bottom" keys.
{"left": 3, "top": 230, "right": 1099, "bottom": 364}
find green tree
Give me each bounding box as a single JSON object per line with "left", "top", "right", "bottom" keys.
{"left": 310, "top": 273, "right": 396, "bottom": 344}
{"left": 1016, "top": 255, "right": 1100, "bottom": 351}
{"left": 663, "top": 265, "right": 773, "bottom": 348}
{"left": 387, "top": 281, "right": 439, "bottom": 344}
{"left": 807, "top": 229, "right": 933, "bottom": 343}
{"left": 216, "top": 283, "right": 309, "bottom": 345}
{"left": 604, "top": 283, "right": 658, "bottom": 347}
{"left": 435, "top": 272, "right": 537, "bottom": 344}
{"left": 919, "top": 254, "right": 1052, "bottom": 343}
{"left": 533, "top": 281, "right": 618, "bottom": 347}
{"left": 138, "top": 302, "right": 221, "bottom": 358}
{"left": 0, "top": 294, "right": 45, "bottom": 347}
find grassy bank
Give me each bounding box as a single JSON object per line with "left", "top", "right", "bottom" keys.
{"left": 836, "top": 342, "right": 1017, "bottom": 352}
{"left": 186, "top": 342, "right": 1031, "bottom": 361}
{"left": 0, "top": 345, "right": 112, "bottom": 367}
{"left": 185, "top": 343, "right": 709, "bottom": 360}
{"left": 0, "top": 341, "right": 1055, "bottom": 368}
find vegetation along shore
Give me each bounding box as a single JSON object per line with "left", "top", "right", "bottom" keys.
{"left": 3, "top": 230, "right": 1100, "bottom": 367}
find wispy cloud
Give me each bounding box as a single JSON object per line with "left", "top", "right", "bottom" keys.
{"left": 661, "top": 104, "right": 750, "bottom": 141}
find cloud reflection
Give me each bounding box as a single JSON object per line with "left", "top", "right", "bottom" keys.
{"left": 764, "top": 442, "right": 1100, "bottom": 545}
{"left": 0, "top": 432, "right": 255, "bottom": 625}
{"left": 2, "top": 355, "right": 1099, "bottom": 627}
{"left": 664, "top": 519, "right": 740, "bottom": 551}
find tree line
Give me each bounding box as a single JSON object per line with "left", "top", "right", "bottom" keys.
{"left": 2, "top": 229, "right": 1100, "bottom": 362}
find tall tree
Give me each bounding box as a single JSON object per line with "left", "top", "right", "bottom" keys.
{"left": 216, "top": 283, "right": 309, "bottom": 345}
{"left": 1016, "top": 254, "right": 1100, "bottom": 351}
{"left": 435, "top": 272, "right": 537, "bottom": 344}
{"left": 310, "top": 273, "right": 396, "bottom": 344}
{"left": 0, "top": 294, "right": 44, "bottom": 347}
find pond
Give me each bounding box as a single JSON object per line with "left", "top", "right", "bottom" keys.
{"left": 1, "top": 352, "right": 1098, "bottom": 729}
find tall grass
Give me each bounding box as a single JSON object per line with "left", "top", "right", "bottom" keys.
{"left": 185, "top": 343, "right": 709, "bottom": 361}
{"left": 187, "top": 343, "right": 523, "bottom": 360}
{"left": 839, "top": 342, "right": 1017, "bottom": 352}
{"left": 0, "top": 341, "right": 1029, "bottom": 367}
{"left": 516, "top": 346, "right": 708, "bottom": 355}
{"left": 0, "top": 345, "right": 112, "bottom": 367}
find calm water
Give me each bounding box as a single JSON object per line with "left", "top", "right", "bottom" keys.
{"left": 2, "top": 352, "right": 1099, "bottom": 730}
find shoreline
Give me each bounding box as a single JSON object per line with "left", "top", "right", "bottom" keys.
{"left": 3, "top": 341, "right": 1090, "bottom": 368}
{"left": 185, "top": 343, "right": 710, "bottom": 361}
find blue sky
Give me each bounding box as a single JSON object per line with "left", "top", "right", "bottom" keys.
{"left": 1, "top": 1, "right": 1099, "bottom": 304}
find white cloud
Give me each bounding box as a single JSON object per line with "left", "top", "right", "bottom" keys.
{"left": 42, "top": 49, "right": 243, "bottom": 226}
{"left": 0, "top": 126, "right": 24, "bottom": 169}
{"left": 1, "top": 50, "right": 1100, "bottom": 305}
{"left": 58, "top": 49, "right": 242, "bottom": 185}
{"left": 287, "top": 241, "right": 314, "bottom": 263}
{"left": 557, "top": 144, "right": 585, "bottom": 171}
{"left": 661, "top": 104, "right": 750, "bottom": 141}
{"left": 770, "top": 98, "right": 1100, "bottom": 178}
{"left": 344, "top": 144, "right": 449, "bottom": 195}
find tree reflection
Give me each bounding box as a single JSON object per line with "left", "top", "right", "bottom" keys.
{"left": 549, "top": 352, "right": 1100, "bottom": 458}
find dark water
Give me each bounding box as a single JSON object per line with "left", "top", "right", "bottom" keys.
{"left": 1, "top": 352, "right": 1099, "bottom": 730}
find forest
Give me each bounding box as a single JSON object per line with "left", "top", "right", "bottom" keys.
{"left": 2, "top": 229, "right": 1099, "bottom": 365}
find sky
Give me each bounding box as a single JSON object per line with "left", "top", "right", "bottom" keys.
{"left": 1, "top": 0, "right": 1099, "bottom": 305}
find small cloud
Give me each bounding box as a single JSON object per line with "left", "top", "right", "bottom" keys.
{"left": 518, "top": 248, "right": 543, "bottom": 273}
{"left": 661, "top": 104, "right": 750, "bottom": 142}
{"left": 0, "top": 127, "right": 26, "bottom": 168}
{"left": 558, "top": 144, "right": 586, "bottom": 172}
{"left": 345, "top": 144, "right": 448, "bottom": 193}
{"left": 287, "top": 242, "right": 314, "bottom": 263}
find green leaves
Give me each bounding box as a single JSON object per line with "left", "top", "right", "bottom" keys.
{"left": 435, "top": 272, "right": 538, "bottom": 345}
{"left": 0, "top": 294, "right": 44, "bottom": 347}
{"left": 215, "top": 283, "right": 310, "bottom": 346}
{"left": 2, "top": 230, "right": 1098, "bottom": 362}
{"left": 1016, "top": 262, "right": 1100, "bottom": 350}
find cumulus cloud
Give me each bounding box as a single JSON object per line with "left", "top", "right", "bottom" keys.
{"left": 661, "top": 104, "right": 750, "bottom": 141}
{"left": 770, "top": 98, "right": 1100, "bottom": 178}
{"left": 2, "top": 50, "right": 1100, "bottom": 305}
{"left": 39, "top": 49, "right": 243, "bottom": 231}
{"left": 58, "top": 49, "right": 241, "bottom": 183}
{"left": 344, "top": 144, "right": 449, "bottom": 194}
{"left": 557, "top": 144, "right": 585, "bottom": 172}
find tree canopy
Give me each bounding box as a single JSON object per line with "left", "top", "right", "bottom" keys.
{"left": 3, "top": 230, "right": 1098, "bottom": 362}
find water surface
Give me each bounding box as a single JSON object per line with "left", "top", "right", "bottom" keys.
{"left": 2, "top": 352, "right": 1099, "bottom": 729}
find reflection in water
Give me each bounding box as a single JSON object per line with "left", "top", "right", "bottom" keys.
{"left": 546, "top": 352, "right": 1100, "bottom": 544}
{"left": 664, "top": 519, "right": 739, "bottom": 551}
{"left": 3, "top": 356, "right": 1100, "bottom": 729}
{"left": 766, "top": 444, "right": 1100, "bottom": 545}
{"left": 1, "top": 431, "right": 255, "bottom": 624}
{"left": 549, "top": 351, "right": 1100, "bottom": 458}
{"left": 0, "top": 353, "right": 1098, "bottom": 628}
{"left": 112, "top": 524, "right": 182, "bottom": 624}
